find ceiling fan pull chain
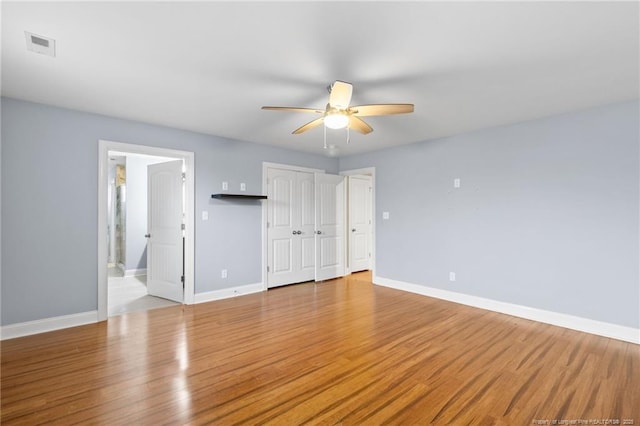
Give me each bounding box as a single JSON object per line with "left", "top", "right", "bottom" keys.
{"left": 324, "top": 122, "right": 327, "bottom": 149}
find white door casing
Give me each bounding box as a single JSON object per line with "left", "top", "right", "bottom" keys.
{"left": 98, "top": 139, "right": 195, "bottom": 322}
{"left": 315, "top": 173, "right": 346, "bottom": 281}
{"left": 267, "top": 168, "right": 315, "bottom": 287}
{"left": 348, "top": 175, "right": 372, "bottom": 272}
{"left": 146, "top": 160, "right": 184, "bottom": 302}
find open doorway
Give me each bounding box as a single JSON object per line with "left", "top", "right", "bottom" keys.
{"left": 98, "top": 140, "right": 195, "bottom": 321}
{"left": 106, "top": 152, "right": 182, "bottom": 316}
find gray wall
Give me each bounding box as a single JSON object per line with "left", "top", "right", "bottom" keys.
{"left": 1, "top": 97, "right": 338, "bottom": 325}
{"left": 340, "top": 100, "right": 639, "bottom": 329}
{"left": 2, "top": 97, "right": 638, "bottom": 330}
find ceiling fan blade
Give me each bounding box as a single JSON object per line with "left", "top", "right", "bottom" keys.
{"left": 349, "top": 104, "right": 414, "bottom": 116}
{"left": 292, "top": 117, "right": 325, "bottom": 134}
{"left": 349, "top": 116, "right": 373, "bottom": 134}
{"left": 262, "top": 106, "right": 324, "bottom": 114}
{"left": 329, "top": 81, "right": 353, "bottom": 109}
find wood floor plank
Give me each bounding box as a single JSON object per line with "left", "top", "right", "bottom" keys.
{"left": 2, "top": 272, "right": 638, "bottom": 425}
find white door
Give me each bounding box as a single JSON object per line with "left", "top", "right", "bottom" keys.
{"left": 267, "top": 168, "right": 315, "bottom": 287}
{"left": 315, "top": 173, "right": 346, "bottom": 281}
{"left": 298, "top": 172, "right": 316, "bottom": 282}
{"left": 348, "top": 175, "right": 372, "bottom": 272}
{"left": 146, "top": 160, "right": 184, "bottom": 302}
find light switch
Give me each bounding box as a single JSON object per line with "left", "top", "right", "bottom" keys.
{"left": 240, "top": 183, "right": 246, "bottom": 192}
{"left": 202, "top": 211, "right": 208, "bottom": 221}
{"left": 222, "top": 181, "right": 228, "bottom": 191}
{"left": 382, "top": 211, "right": 390, "bottom": 220}
{"left": 454, "top": 178, "right": 461, "bottom": 188}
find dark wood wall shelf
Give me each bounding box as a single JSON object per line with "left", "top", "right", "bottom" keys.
{"left": 211, "top": 193, "right": 267, "bottom": 200}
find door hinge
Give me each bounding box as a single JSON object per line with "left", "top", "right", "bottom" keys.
{"left": 181, "top": 275, "right": 185, "bottom": 288}
{"left": 181, "top": 223, "right": 185, "bottom": 231}
{"left": 267, "top": 221, "right": 270, "bottom": 228}
{"left": 182, "top": 172, "right": 186, "bottom": 180}
{"left": 267, "top": 266, "right": 270, "bottom": 272}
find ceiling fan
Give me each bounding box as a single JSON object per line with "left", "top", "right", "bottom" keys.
{"left": 262, "top": 81, "right": 414, "bottom": 147}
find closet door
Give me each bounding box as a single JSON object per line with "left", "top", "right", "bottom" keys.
{"left": 348, "top": 175, "right": 372, "bottom": 272}
{"left": 297, "top": 172, "right": 316, "bottom": 283}
{"left": 315, "top": 173, "right": 346, "bottom": 281}
{"left": 267, "top": 168, "right": 315, "bottom": 287}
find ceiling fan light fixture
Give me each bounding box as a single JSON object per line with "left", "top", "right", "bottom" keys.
{"left": 324, "top": 111, "right": 349, "bottom": 129}
{"left": 262, "top": 80, "right": 413, "bottom": 137}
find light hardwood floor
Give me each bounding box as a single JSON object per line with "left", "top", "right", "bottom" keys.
{"left": 2, "top": 272, "right": 638, "bottom": 425}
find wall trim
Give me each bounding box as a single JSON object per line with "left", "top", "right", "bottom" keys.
{"left": 262, "top": 161, "right": 325, "bottom": 175}
{"left": 1, "top": 311, "right": 98, "bottom": 340}
{"left": 194, "top": 282, "right": 264, "bottom": 304}
{"left": 124, "top": 268, "right": 147, "bottom": 277}
{"left": 374, "top": 275, "right": 640, "bottom": 345}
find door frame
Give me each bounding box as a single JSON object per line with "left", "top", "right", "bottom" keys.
{"left": 97, "top": 139, "right": 195, "bottom": 321}
{"left": 340, "top": 167, "right": 376, "bottom": 277}
{"left": 261, "top": 162, "right": 324, "bottom": 291}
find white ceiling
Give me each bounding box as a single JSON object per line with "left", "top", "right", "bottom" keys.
{"left": 2, "top": 1, "right": 638, "bottom": 157}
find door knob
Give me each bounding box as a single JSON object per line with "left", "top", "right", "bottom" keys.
{"left": 316, "top": 230, "right": 322, "bottom": 235}
{"left": 144, "top": 233, "right": 151, "bottom": 238}
{"left": 351, "top": 228, "right": 356, "bottom": 232}
{"left": 292, "top": 231, "right": 297, "bottom": 235}
{"left": 297, "top": 230, "right": 302, "bottom": 235}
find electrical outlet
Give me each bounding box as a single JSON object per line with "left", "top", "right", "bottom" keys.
{"left": 240, "top": 182, "right": 246, "bottom": 192}
{"left": 454, "top": 178, "right": 461, "bottom": 188}
{"left": 382, "top": 211, "right": 390, "bottom": 220}
{"left": 449, "top": 272, "right": 456, "bottom": 282}
{"left": 202, "top": 211, "right": 208, "bottom": 221}
{"left": 222, "top": 181, "right": 228, "bottom": 191}
{"left": 221, "top": 269, "right": 227, "bottom": 279}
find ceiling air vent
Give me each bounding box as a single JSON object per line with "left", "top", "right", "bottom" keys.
{"left": 25, "top": 31, "right": 56, "bottom": 57}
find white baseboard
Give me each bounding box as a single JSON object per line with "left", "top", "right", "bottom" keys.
{"left": 1, "top": 282, "right": 261, "bottom": 339}
{"left": 194, "top": 282, "right": 264, "bottom": 304}
{"left": 1, "top": 311, "right": 98, "bottom": 340}
{"left": 373, "top": 275, "right": 639, "bottom": 345}
{"left": 124, "top": 268, "right": 147, "bottom": 277}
